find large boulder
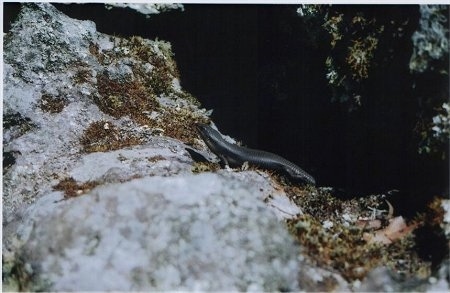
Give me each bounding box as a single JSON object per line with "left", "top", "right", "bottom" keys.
{"left": 14, "top": 173, "right": 301, "bottom": 291}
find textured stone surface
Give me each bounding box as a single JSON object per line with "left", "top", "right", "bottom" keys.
{"left": 2, "top": 2, "right": 197, "bottom": 224}
{"left": 16, "top": 173, "right": 301, "bottom": 291}
{"left": 3, "top": 2, "right": 113, "bottom": 223}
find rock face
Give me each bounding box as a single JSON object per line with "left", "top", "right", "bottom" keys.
{"left": 17, "top": 174, "right": 300, "bottom": 291}
{"left": 2, "top": 2, "right": 207, "bottom": 225}
{"left": 3, "top": 3, "right": 309, "bottom": 291}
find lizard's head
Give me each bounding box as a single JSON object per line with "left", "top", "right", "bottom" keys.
{"left": 196, "top": 124, "right": 211, "bottom": 142}
{"left": 195, "top": 124, "right": 219, "bottom": 150}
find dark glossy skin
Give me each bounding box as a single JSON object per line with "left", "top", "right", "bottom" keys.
{"left": 196, "top": 124, "right": 316, "bottom": 185}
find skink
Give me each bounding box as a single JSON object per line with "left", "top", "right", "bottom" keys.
{"left": 196, "top": 124, "right": 316, "bottom": 185}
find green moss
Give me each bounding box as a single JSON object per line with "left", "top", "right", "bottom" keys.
{"left": 88, "top": 35, "right": 210, "bottom": 146}
{"left": 80, "top": 120, "right": 141, "bottom": 153}
{"left": 89, "top": 42, "right": 105, "bottom": 63}
{"left": 53, "top": 177, "right": 101, "bottom": 199}
{"left": 128, "top": 37, "right": 179, "bottom": 96}
{"left": 191, "top": 161, "right": 221, "bottom": 173}
{"left": 3, "top": 112, "right": 35, "bottom": 133}
{"left": 277, "top": 181, "right": 432, "bottom": 282}
{"left": 322, "top": 11, "right": 384, "bottom": 84}
{"left": 39, "top": 93, "right": 66, "bottom": 114}
{"left": 73, "top": 68, "right": 93, "bottom": 84}
{"left": 147, "top": 64, "right": 176, "bottom": 96}
{"left": 346, "top": 36, "right": 379, "bottom": 81}
{"left": 2, "top": 252, "right": 51, "bottom": 292}
{"left": 155, "top": 107, "right": 210, "bottom": 145}
{"left": 147, "top": 155, "right": 165, "bottom": 163}
{"left": 287, "top": 213, "right": 384, "bottom": 280}
{"left": 95, "top": 73, "right": 160, "bottom": 124}
{"left": 302, "top": 6, "right": 392, "bottom": 109}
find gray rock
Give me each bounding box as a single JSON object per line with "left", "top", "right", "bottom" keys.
{"left": 2, "top": 2, "right": 192, "bottom": 224}
{"left": 16, "top": 173, "right": 301, "bottom": 291}
{"left": 104, "top": 3, "right": 185, "bottom": 17}
{"left": 3, "top": 2, "right": 109, "bottom": 223}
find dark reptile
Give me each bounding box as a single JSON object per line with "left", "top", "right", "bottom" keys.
{"left": 196, "top": 124, "right": 316, "bottom": 185}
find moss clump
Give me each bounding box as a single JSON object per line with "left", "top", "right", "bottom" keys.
{"left": 2, "top": 252, "right": 51, "bottom": 292}
{"left": 39, "top": 93, "right": 66, "bottom": 113}
{"left": 155, "top": 107, "right": 210, "bottom": 146}
{"left": 279, "top": 182, "right": 432, "bottom": 282}
{"left": 300, "top": 6, "right": 414, "bottom": 109}
{"left": 92, "top": 36, "right": 179, "bottom": 98}
{"left": 147, "top": 155, "right": 165, "bottom": 163}
{"left": 413, "top": 197, "right": 449, "bottom": 268}
{"left": 3, "top": 112, "right": 35, "bottom": 134}
{"left": 129, "top": 36, "right": 179, "bottom": 75}
{"left": 346, "top": 36, "right": 379, "bottom": 81}
{"left": 53, "top": 177, "right": 101, "bottom": 199}
{"left": 88, "top": 35, "right": 210, "bottom": 146}
{"left": 80, "top": 121, "right": 141, "bottom": 153}
{"left": 73, "top": 68, "right": 93, "bottom": 84}
{"left": 96, "top": 73, "right": 160, "bottom": 125}
{"left": 287, "top": 213, "right": 383, "bottom": 280}
{"left": 145, "top": 64, "right": 175, "bottom": 96}
{"left": 191, "top": 161, "right": 221, "bottom": 173}
{"left": 323, "top": 12, "right": 384, "bottom": 108}
{"left": 89, "top": 42, "right": 105, "bottom": 63}
{"left": 128, "top": 36, "right": 180, "bottom": 96}
{"left": 95, "top": 73, "right": 209, "bottom": 146}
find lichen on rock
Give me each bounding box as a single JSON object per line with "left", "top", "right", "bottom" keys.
{"left": 2, "top": 2, "right": 209, "bottom": 223}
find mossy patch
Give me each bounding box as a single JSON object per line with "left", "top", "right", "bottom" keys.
{"left": 174, "top": 90, "right": 202, "bottom": 108}
{"left": 287, "top": 213, "right": 383, "bottom": 280}
{"left": 80, "top": 121, "right": 141, "bottom": 153}
{"left": 3, "top": 151, "right": 18, "bottom": 172}
{"left": 39, "top": 93, "right": 66, "bottom": 113}
{"left": 3, "top": 112, "right": 35, "bottom": 134}
{"left": 92, "top": 36, "right": 179, "bottom": 97}
{"left": 128, "top": 37, "right": 179, "bottom": 96}
{"left": 88, "top": 36, "right": 210, "bottom": 146}
{"left": 89, "top": 42, "right": 103, "bottom": 63}
{"left": 2, "top": 250, "right": 51, "bottom": 292}
{"left": 95, "top": 73, "right": 160, "bottom": 125}
{"left": 413, "top": 197, "right": 450, "bottom": 268}
{"left": 94, "top": 72, "right": 209, "bottom": 146}
{"left": 147, "top": 155, "right": 165, "bottom": 163}
{"left": 346, "top": 36, "right": 379, "bottom": 81}
{"left": 53, "top": 177, "right": 101, "bottom": 199}
{"left": 276, "top": 181, "right": 434, "bottom": 282}
{"left": 73, "top": 67, "right": 93, "bottom": 84}
{"left": 192, "top": 161, "right": 221, "bottom": 173}
{"left": 154, "top": 107, "right": 210, "bottom": 145}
